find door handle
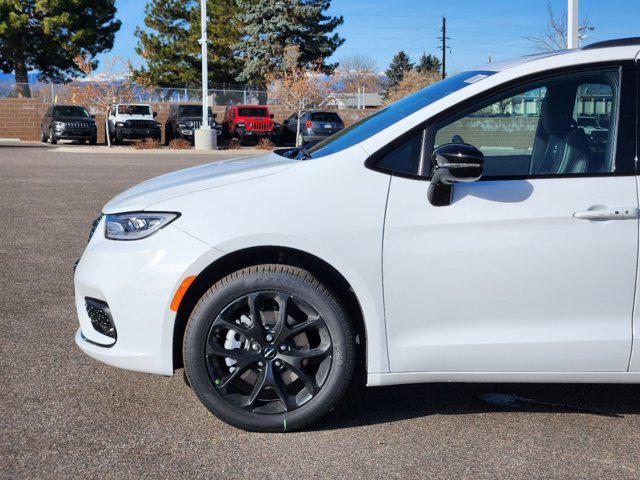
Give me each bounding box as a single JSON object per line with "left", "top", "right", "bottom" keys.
{"left": 573, "top": 207, "right": 639, "bottom": 221}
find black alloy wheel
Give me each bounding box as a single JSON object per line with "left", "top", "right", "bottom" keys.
{"left": 184, "top": 265, "right": 355, "bottom": 432}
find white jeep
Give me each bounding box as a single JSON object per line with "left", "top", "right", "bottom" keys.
{"left": 106, "top": 104, "right": 162, "bottom": 145}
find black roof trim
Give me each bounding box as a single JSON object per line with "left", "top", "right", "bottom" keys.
{"left": 583, "top": 37, "right": 640, "bottom": 50}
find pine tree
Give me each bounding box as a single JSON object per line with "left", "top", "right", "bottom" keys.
{"left": 0, "top": 0, "right": 120, "bottom": 97}
{"left": 384, "top": 51, "right": 413, "bottom": 99}
{"left": 134, "top": 0, "right": 242, "bottom": 87}
{"left": 235, "top": 0, "right": 344, "bottom": 85}
{"left": 417, "top": 53, "right": 441, "bottom": 75}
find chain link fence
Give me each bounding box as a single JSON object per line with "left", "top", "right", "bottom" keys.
{"left": 0, "top": 81, "right": 269, "bottom": 106}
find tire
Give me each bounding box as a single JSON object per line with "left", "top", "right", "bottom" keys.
{"left": 164, "top": 128, "right": 172, "bottom": 146}
{"left": 89, "top": 136, "right": 97, "bottom": 145}
{"left": 113, "top": 131, "right": 122, "bottom": 145}
{"left": 183, "top": 264, "right": 355, "bottom": 432}
{"left": 48, "top": 128, "right": 57, "bottom": 145}
{"left": 40, "top": 128, "right": 48, "bottom": 143}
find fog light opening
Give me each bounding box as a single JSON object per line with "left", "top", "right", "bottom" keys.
{"left": 85, "top": 298, "right": 117, "bottom": 340}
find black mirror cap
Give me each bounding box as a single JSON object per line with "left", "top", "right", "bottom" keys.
{"left": 428, "top": 143, "right": 484, "bottom": 207}
{"left": 153, "top": 112, "right": 158, "bottom": 118}
{"left": 431, "top": 142, "right": 484, "bottom": 184}
{"left": 270, "top": 113, "right": 275, "bottom": 119}
{"left": 91, "top": 114, "right": 96, "bottom": 119}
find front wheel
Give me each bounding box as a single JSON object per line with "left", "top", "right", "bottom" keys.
{"left": 48, "top": 128, "right": 57, "bottom": 145}
{"left": 183, "top": 264, "right": 355, "bottom": 432}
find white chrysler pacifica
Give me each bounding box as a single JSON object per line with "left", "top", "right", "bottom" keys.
{"left": 75, "top": 38, "right": 640, "bottom": 431}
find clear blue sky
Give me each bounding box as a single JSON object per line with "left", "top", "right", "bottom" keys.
{"left": 99, "top": 0, "right": 640, "bottom": 78}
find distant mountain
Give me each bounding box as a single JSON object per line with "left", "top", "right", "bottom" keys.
{"left": 0, "top": 72, "right": 41, "bottom": 84}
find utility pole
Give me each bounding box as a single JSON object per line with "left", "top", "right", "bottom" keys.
{"left": 567, "top": 0, "right": 579, "bottom": 49}
{"left": 440, "top": 17, "right": 447, "bottom": 79}
{"left": 194, "top": 0, "right": 215, "bottom": 150}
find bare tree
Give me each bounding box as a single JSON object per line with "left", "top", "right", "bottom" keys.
{"left": 334, "top": 54, "right": 383, "bottom": 94}
{"left": 70, "top": 55, "right": 151, "bottom": 147}
{"left": 266, "top": 46, "right": 330, "bottom": 147}
{"left": 385, "top": 70, "right": 439, "bottom": 104}
{"left": 526, "top": 0, "right": 593, "bottom": 51}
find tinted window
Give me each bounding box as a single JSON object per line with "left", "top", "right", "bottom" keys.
{"left": 431, "top": 68, "right": 619, "bottom": 177}
{"left": 310, "top": 112, "right": 341, "bottom": 122}
{"left": 179, "top": 105, "right": 213, "bottom": 117}
{"left": 53, "top": 106, "right": 90, "bottom": 118}
{"left": 118, "top": 105, "right": 151, "bottom": 115}
{"left": 377, "top": 130, "right": 425, "bottom": 175}
{"left": 306, "top": 70, "right": 495, "bottom": 159}
{"left": 237, "top": 107, "right": 269, "bottom": 117}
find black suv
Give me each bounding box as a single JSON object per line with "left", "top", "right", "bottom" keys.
{"left": 40, "top": 105, "right": 97, "bottom": 145}
{"left": 280, "top": 110, "right": 344, "bottom": 146}
{"left": 165, "top": 104, "right": 221, "bottom": 145}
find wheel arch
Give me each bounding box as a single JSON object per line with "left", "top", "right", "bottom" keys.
{"left": 172, "top": 246, "right": 368, "bottom": 375}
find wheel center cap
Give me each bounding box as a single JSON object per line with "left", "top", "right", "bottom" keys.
{"left": 263, "top": 346, "right": 277, "bottom": 359}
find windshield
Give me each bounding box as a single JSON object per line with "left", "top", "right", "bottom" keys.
{"left": 306, "top": 70, "right": 495, "bottom": 159}
{"left": 237, "top": 107, "right": 269, "bottom": 117}
{"left": 179, "top": 105, "right": 213, "bottom": 117}
{"left": 53, "top": 106, "right": 90, "bottom": 118}
{"left": 118, "top": 105, "right": 152, "bottom": 116}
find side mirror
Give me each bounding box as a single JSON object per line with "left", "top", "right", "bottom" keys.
{"left": 91, "top": 114, "right": 96, "bottom": 119}
{"left": 270, "top": 113, "right": 275, "bottom": 119}
{"left": 153, "top": 112, "right": 158, "bottom": 118}
{"left": 427, "top": 143, "right": 484, "bottom": 207}
{"left": 211, "top": 113, "right": 217, "bottom": 119}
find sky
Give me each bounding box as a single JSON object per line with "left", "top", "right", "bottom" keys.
{"left": 98, "top": 0, "right": 640, "bottom": 79}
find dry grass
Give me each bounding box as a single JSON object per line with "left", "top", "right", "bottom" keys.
{"left": 256, "top": 138, "right": 276, "bottom": 150}
{"left": 168, "top": 138, "right": 192, "bottom": 150}
{"left": 132, "top": 137, "right": 161, "bottom": 150}
{"left": 226, "top": 138, "right": 242, "bottom": 150}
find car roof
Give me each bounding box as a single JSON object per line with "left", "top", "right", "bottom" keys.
{"left": 480, "top": 37, "right": 640, "bottom": 73}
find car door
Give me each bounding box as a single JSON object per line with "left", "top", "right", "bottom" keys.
{"left": 382, "top": 63, "right": 638, "bottom": 373}
{"left": 285, "top": 113, "right": 298, "bottom": 142}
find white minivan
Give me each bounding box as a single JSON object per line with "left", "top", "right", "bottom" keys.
{"left": 75, "top": 38, "right": 640, "bottom": 431}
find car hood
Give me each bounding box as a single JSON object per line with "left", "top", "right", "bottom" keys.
{"left": 103, "top": 153, "right": 296, "bottom": 214}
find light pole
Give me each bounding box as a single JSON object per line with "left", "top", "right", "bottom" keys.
{"left": 567, "top": 0, "right": 579, "bottom": 49}
{"left": 194, "top": 0, "right": 215, "bottom": 150}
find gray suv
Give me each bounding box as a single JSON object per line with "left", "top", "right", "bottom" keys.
{"left": 40, "top": 105, "right": 97, "bottom": 145}
{"left": 280, "top": 110, "right": 344, "bottom": 146}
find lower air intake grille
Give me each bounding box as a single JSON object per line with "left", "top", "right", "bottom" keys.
{"left": 85, "top": 298, "right": 117, "bottom": 339}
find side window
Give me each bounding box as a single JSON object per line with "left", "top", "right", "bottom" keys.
{"left": 376, "top": 129, "right": 426, "bottom": 176}
{"left": 431, "top": 68, "right": 620, "bottom": 177}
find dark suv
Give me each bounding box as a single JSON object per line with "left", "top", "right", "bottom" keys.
{"left": 165, "top": 104, "right": 221, "bottom": 145}
{"left": 40, "top": 105, "right": 97, "bottom": 145}
{"left": 280, "top": 110, "right": 344, "bottom": 146}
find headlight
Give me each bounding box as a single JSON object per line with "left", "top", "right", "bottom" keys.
{"left": 54, "top": 121, "right": 65, "bottom": 129}
{"left": 185, "top": 121, "right": 194, "bottom": 128}
{"left": 104, "top": 212, "right": 180, "bottom": 241}
{"left": 116, "top": 122, "right": 126, "bottom": 127}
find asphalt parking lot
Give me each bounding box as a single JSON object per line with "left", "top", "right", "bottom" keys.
{"left": 1, "top": 143, "right": 640, "bottom": 479}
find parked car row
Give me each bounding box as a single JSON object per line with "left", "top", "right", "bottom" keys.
{"left": 40, "top": 102, "right": 346, "bottom": 147}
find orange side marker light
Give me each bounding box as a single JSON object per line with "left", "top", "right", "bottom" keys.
{"left": 170, "top": 275, "right": 196, "bottom": 312}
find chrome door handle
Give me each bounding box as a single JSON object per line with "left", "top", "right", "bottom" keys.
{"left": 573, "top": 207, "right": 639, "bottom": 221}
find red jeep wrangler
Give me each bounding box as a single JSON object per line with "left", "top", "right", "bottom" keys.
{"left": 222, "top": 105, "right": 276, "bottom": 145}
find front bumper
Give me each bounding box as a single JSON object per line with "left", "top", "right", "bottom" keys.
{"left": 74, "top": 217, "right": 218, "bottom": 375}
{"left": 56, "top": 127, "right": 97, "bottom": 139}
{"left": 116, "top": 127, "right": 161, "bottom": 140}
{"left": 237, "top": 129, "right": 274, "bottom": 138}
